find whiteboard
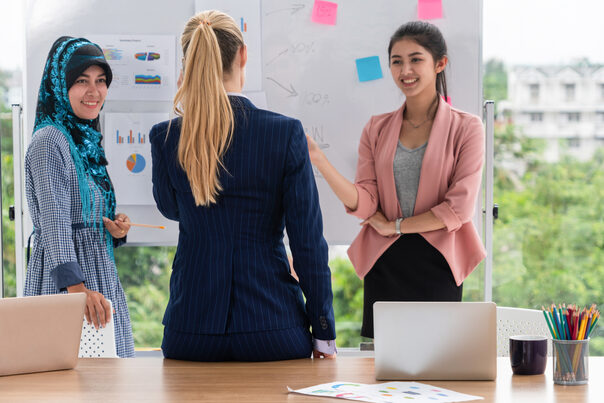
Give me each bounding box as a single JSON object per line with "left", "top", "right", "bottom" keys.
{"left": 23, "top": 0, "right": 482, "bottom": 246}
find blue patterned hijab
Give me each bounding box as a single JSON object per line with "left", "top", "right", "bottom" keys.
{"left": 34, "top": 36, "right": 117, "bottom": 260}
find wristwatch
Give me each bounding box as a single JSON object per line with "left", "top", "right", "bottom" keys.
{"left": 395, "top": 217, "right": 403, "bottom": 235}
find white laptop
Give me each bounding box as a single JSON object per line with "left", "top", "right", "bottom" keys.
{"left": 0, "top": 293, "right": 86, "bottom": 376}
{"left": 373, "top": 301, "right": 497, "bottom": 381}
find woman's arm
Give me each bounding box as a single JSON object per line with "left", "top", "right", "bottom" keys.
{"left": 429, "top": 117, "right": 485, "bottom": 232}
{"left": 67, "top": 282, "right": 112, "bottom": 329}
{"left": 150, "top": 124, "right": 180, "bottom": 221}
{"left": 306, "top": 135, "right": 358, "bottom": 211}
{"left": 361, "top": 210, "right": 444, "bottom": 237}
{"left": 284, "top": 121, "right": 336, "bottom": 344}
{"left": 306, "top": 118, "right": 381, "bottom": 218}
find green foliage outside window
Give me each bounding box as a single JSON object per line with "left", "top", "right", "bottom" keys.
{"left": 114, "top": 246, "right": 173, "bottom": 347}
{"left": 1, "top": 72, "right": 16, "bottom": 298}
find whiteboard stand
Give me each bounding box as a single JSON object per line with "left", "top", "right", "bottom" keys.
{"left": 12, "top": 103, "right": 25, "bottom": 297}
{"left": 483, "top": 100, "right": 495, "bottom": 302}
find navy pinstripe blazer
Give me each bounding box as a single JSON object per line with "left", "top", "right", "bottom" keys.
{"left": 150, "top": 96, "right": 335, "bottom": 341}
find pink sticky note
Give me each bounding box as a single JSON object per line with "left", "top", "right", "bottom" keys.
{"left": 312, "top": 0, "right": 338, "bottom": 26}
{"left": 418, "top": 0, "right": 443, "bottom": 20}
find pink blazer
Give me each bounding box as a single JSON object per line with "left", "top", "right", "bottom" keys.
{"left": 346, "top": 100, "right": 486, "bottom": 286}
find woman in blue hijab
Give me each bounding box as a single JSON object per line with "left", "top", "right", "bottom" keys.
{"left": 24, "top": 36, "right": 135, "bottom": 357}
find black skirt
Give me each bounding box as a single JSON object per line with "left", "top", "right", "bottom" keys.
{"left": 361, "top": 233, "right": 462, "bottom": 338}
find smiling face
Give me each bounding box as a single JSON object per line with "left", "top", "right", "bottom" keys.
{"left": 68, "top": 65, "right": 108, "bottom": 120}
{"left": 389, "top": 38, "right": 447, "bottom": 100}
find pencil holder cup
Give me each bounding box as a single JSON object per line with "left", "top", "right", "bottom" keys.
{"left": 552, "top": 338, "right": 589, "bottom": 385}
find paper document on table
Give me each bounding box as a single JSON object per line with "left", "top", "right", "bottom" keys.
{"left": 287, "top": 381, "right": 483, "bottom": 403}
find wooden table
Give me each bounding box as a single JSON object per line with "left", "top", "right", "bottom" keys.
{"left": 0, "top": 357, "right": 601, "bottom": 402}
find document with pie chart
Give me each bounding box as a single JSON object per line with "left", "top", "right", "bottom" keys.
{"left": 104, "top": 112, "right": 169, "bottom": 205}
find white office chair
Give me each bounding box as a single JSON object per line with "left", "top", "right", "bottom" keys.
{"left": 79, "top": 300, "right": 118, "bottom": 358}
{"left": 496, "top": 306, "right": 551, "bottom": 356}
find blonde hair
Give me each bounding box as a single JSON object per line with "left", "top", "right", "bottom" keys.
{"left": 173, "top": 10, "right": 244, "bottom": 206}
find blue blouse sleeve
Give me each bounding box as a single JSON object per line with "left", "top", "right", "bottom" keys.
{"left": 113, "top": 235, "right": 127, "bottom": 248}
{"left": 282, "top": 120, "right": 336, "bottom": 341}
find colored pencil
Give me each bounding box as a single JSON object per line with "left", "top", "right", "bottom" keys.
{"left": 128, "top": 222, "right": 166, "bottom": 229}
{"left": 579, "top": 311, "right": 588, "bottom": 340}
{"left": 541, "top": 307, "right": 556, "bottom": 338}
{"left": 542, "top": 307, "right": 556, "bottom": 339}
{"left": 562, "top": 310, "right": 570, "bottom": 340}
{"left": 573, "top": 312, "right": 579, "bottom": 340}
{"left": 541, "top": 304, "right": 599, "bottom": 341}
{"left": 552, "top": 305, "right": 564, "bottom": 340}
{"left": 588, "top": 315, "right": 599, "bottom": 338}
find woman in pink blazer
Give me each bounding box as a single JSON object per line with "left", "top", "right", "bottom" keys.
{"left": 307, "top": 21, "right": 486, "bottom": 338}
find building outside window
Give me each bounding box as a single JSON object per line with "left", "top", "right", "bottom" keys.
{"left": 564, "top": 112, "right": 581, "bottom": 122}
{"left": 567, "top": 137, "right": 581, "bottom": 148}
{"left": 529, "top": 112, "right": 543, "bottom": 122}
{"left": 529, "top": 83, "right": 539, "bottom": 102}
{"left": 564, "top": 83, "right": 576, "bottom": 101}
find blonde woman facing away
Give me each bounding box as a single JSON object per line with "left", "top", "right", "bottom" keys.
{"left": 150, "top": 10, "right": 336, "bottom": 361}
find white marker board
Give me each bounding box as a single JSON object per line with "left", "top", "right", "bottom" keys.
{"left": 23, "top": 0, "right": 482, "bottom": 245}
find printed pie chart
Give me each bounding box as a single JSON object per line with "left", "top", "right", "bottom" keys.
{"left": 126, "top": 153, "right": 146, "bottom": 173}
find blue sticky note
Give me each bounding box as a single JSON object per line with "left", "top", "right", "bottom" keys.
{"left": 355, "top": 56, "right": 383, "bottom": 82}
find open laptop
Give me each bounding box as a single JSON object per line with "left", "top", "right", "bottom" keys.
{"left": 0, "top": 293, "right": 86, "bottom": 376}
{"left": 373, "top": 301, "right": 497, "bottom": 381}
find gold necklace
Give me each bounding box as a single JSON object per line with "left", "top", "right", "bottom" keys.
{"left": 405, "top": 96, "right": 439, "bottom": 129}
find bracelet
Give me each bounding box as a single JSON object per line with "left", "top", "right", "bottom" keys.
{"left": 395, "top": 217, "right": 403, "bottom": 235}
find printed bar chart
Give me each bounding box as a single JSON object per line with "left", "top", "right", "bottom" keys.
{"left": 115, "top": 130, "right": 145, "bottom": 144}
{"left": 105, "top": 112, "right": 168, "bottom": 205}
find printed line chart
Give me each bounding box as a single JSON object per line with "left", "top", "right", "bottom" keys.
{"left": 88, "top": 34, "right": 176, "bottom": 100}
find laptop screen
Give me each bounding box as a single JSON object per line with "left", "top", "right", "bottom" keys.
{"left": 373, "top": 301, "right": 497, "bottom": 380}
{"left": 0, "top": 293, "right": 86, "bottom": 376}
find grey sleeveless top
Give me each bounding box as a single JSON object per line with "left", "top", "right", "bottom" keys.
{"left": 393, "top": 141, "right": 427, "bottom": 218}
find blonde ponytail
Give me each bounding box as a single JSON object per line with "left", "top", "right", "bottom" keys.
{"left": 173, "top": 10, "right": 244, "bottom": 206}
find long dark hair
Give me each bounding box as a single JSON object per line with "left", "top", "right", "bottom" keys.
{"left": 388, "top": 21, "right": 448, "bottom": 100}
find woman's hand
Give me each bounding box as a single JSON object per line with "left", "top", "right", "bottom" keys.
{"left": 361, "top": 211, "right": 397, "bottom": 237}
{"left": 306, "top": 134, "right": 326, "bottom": 166}
{"left": 66, "top": 283, "right": 112, "bottom": 329}
{"left": 103, "top": 213, "right": 131, "bottom": 239}
{"left": 313, "top": 349, "right": 337, "bottom": 359}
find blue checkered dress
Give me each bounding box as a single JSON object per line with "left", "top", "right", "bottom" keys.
{"left": 23, "top": 125, "right": 135, "bottom": 358}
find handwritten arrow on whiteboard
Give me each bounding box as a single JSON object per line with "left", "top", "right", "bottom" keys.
{"left": 266, "top": 77, "right": 298, "bottom": 97}
{"left": 266, "top": 48, "right": 289, "bottom": 66}
{"left": 265, "top": 4, "right": 305, "bottom": 16}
